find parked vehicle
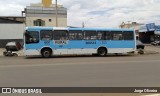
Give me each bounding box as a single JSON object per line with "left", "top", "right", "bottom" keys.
{"left": 3, "top": 42, "right": 22, "bottom": 56}
{"left": 136, "top": 40, "right": 145, "bottom": 54}
{"left": 151, "top": 41, "right": 160, "bottom": 46}
{"left": 136, "top": 40, "right": 145, "bottom": 49}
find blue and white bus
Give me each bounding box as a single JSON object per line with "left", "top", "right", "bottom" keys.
{"left": 24, "top": 27, "right": 136, "bottom": 58}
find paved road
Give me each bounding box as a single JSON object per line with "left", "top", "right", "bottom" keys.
{"left": 0, "top": 54, "right": 160, "bottom": 87}
{"left": 0, "top": 54, "right": 160, "bottom": 96}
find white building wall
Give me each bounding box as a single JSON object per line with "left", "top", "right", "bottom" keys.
{"left": 26, "top": 17, "right": 67, "bottom": 27}
{"left": 0, "top": 24, "right": 25, "bottom": 39}
{"left": 25, "top": 4, "right": 67, "bottom": 27}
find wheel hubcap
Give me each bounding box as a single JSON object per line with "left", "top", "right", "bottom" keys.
{"left": 99, "top": 49, "right": 105, "bottom": 56}
{"left": 44, "top": 51, "right": 50, "bottom": 57}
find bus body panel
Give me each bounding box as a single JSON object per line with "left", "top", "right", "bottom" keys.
{"left": 24, "top": 27, "right": 136, "bottom": 56}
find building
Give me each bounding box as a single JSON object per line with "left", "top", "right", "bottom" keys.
{"left": 139, "top": 23, "right": 160, "bottom": 43}
{"left": 154, "top": 25, "right": 160, "bottom": 41}
{"left": 0, "top": 16, "right": 25, "bottom": 23}
{"left": 0, "top": 18, "right": 25, "bottom": 48}
{"left": 0, "top": 0, "right": 67, "bottom": 48}
{"left": 119, "top": 22, "right": 144, "bottom": 38}
{"left": 119, "top": 22, "right": 160, "bottom": 43}
{"left": 23, "top": 0, "right": 67, "bottom": 27}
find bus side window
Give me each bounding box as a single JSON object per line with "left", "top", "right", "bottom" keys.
{"left": 69, "top": 30, "right": 83, "bottom": 40}
{"left": 84, "top": 30, "right": 97, "bottom": 40}
{"left": 123, "top": 31, "right": 134, "bottom": 40}
{"left": 40, "top": 30, "right": 53, "bottom": 40}
{"left": 106, "top": 31, "right": 111, "bottom": 40}
{"left": 97, "top": 31, "right": 110, "bottom": 40}
{"left": 53, "top": 30, "right": 68, "bottom": 40}
{"left": 111, "top": 31, "right": 123, "bottom": 40}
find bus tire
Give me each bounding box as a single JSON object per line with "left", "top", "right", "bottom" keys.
{"left": 41, "top": 48, "right": 52, "bottom": 58}
{"left": 98, "top": 47, "right": 107, "bottom": 56}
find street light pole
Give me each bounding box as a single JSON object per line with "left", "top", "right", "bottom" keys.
{"left": 55, "top": 0, "right": 58, "bottom": 27}
{"left": 82, "top": 22, "right": 85, "bottom": 28}
{"left": 82, "top": 18, "right": 93, "bottom": 28}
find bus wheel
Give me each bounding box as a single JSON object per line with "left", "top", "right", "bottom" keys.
{"left": 41, "top": 49, "right": 52, "bottom": 58}
{"left": 98, "top": 48, "right": 107, "bottom": 56}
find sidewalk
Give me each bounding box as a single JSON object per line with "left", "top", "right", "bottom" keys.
{"left": 0, "top": 48, "right": 5, "bottom": 56}
{"left": 0, "top": 48, "right": 24, "bottom": 57}
{"left": 144, "top": 45, "right": 160, "bottom": 54}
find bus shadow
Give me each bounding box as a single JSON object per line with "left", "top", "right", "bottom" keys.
{"left": 25, "top": 54, "right": 135, "bottom": 59}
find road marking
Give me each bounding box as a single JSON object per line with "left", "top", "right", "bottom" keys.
{"left": 142, "top": 94, "right": 160, "bottom": 96}
{"left": 0, "top": 59, "right": 160, "bottom": 68}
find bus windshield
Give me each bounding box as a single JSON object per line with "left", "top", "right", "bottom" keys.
{"left": 25, "top": 31, "right": 39, "bottom": 44}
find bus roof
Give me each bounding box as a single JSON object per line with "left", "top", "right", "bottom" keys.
{"left": 26, "top": 27, "right": 134, "bottom": 31}
{"left": 68, "top": 28, "right": 134, "bottom": 31}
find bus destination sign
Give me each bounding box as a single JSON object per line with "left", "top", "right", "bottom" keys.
{"left": 54, "top": 40, "right": 68, "bottom": 45}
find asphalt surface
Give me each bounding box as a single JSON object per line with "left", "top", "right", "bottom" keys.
{"left": 0, "top": 54, "right": 160, "bottom": 96}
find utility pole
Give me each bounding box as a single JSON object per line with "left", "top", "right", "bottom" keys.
{"left": 55, "top": 0, "right": 58, "bottom": 27}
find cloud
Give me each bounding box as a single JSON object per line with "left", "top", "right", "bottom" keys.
{"left": 0, "top": 0, "right": 160, "bottom": 27}
{"left": 0, "top": 0, "right": 40, "bottom": 16}
{"left": 58, "top": 0, "right": 160, "bottom": 27}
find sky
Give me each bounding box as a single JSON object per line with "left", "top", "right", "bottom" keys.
{"left": 0, "top": 0, "right": 160, "bottom": 28}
